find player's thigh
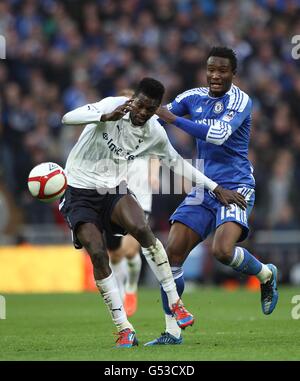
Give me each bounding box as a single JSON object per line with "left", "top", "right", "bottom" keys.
{"left": 166, "top": 222, "right": 203, "bottom": 265}
{"left": 111, "top": 194, "right": 152, "bottom": 238}
{"left": 213, "top": 190, "right": 255, "bottom": 258}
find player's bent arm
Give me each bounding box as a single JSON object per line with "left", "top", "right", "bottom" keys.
{"left": 61, "top": 97, "right": 129, "bottom": 125}
{"left": 160, "top": 140, "right": 218, "bottom": 192}
{"left": 156, "top": 132, "right": 247, "bottom": 209}
{"left": 157, "top": 107, "right": 231, "bottom": 146}
{"left": 174, "top": 117, "right": 232, "bottom": 145}
{"left": 62, "top": 103, "right": 104, "bottom": 125}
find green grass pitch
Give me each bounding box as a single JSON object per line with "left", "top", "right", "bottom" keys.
{"left": 1, "top": 286, "right": 300, "bottom": 361}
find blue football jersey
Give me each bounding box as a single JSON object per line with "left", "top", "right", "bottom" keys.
{"left": 167, "top": 85, "right": 255, "bottom": 188}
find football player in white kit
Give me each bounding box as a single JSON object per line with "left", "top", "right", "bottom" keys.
{"left": 61, "top": 77, "right": 246, "bottom": 347}
{"left": 108, "top": 89, "right": 160, "bottom": 318}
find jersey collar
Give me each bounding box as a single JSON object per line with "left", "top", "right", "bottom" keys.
{"left": 207, "top": 85, "right": 234, "bottom": 99}
{"left": 122, "top": 112, "right": 150, "bottom": 131}
{"left": 122, "top": 112, "right": 137, "bottom": 127}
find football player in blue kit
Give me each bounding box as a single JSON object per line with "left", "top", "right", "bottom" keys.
{"left": 145, "top": 47, "right": 278, "bottom": 346}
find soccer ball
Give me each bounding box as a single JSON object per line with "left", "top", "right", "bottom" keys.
{"left": 28, "top": 162, "right": 67, "bottom": 202}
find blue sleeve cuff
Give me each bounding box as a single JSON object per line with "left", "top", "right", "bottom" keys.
{"left": 157, "top": 118, "right": 167, "bottom": 126}
{"left": 174, "top": 117, "right": 209, "bottom": 140}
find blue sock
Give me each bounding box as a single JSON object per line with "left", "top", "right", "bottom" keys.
{"left": 161, "top": 267, "right": 185, "bottom": 315}
{"left": 229, "top": 247, "right": 262, "bottom": 275}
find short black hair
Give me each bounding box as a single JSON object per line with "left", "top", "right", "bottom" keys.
{"left": 207, "top": 46, "right": 237, "bottom": 74}
{"left": 135, "top": 77, "right": 165, "bottom": 103}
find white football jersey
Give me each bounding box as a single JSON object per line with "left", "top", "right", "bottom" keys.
{"left": 62, "top": 96, "right": 218, "bottom": 193}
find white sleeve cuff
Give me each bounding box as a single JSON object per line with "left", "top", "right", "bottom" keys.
{"left": 206, "top": 120, "right": 232, "bottom": 145}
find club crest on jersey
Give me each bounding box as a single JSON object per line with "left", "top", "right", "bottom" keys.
{"left": 213, "top": 101, "right": 224, "bottom": 114}
{"left": 223, "top": 110, "right": 236, "bottom": 122}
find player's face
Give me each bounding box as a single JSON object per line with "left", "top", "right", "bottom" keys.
{"left": 130, "top": 93, "right": 160, "bottom": 126}
{"left": 206, "top": 56, "right": 234, "bottom": 97}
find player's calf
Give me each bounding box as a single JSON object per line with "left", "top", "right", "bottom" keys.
{"left": 216, "top": 245, "right": 279, "bottom": 315}
{"left": 77, "top": 223, "right": 111, "bottom": 278}
{"left": 128, "top": 221, "right": 155, "bottom": 248}
{"left": 95, "top": 273, "right": 137, "bottom": 347}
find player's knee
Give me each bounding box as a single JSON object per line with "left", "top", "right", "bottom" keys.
{"left": 87, "top": 237, "right": 109, "bottom": 269}
{"left": 77, "top": 223, "right": 97, "bottom": 249}
{"left": 166, "top": 242, "right": 184, "bottom": 266}
{"left": 83, "top": 238, "right": 108, "bottom": 268}
{"left": 90, "top": 250, "right": 109, "bottom": 269}
{"left": 76, "top": 224, "right": 108, "bottom": 268}
{"left": 212, "top": 242, "right": 233, "bottom": 264}
{"left": 130, "top": 222, "right": 152, "bottom": 243}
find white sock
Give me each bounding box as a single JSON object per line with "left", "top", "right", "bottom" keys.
{"left": 165, "top": 314, "right": 181, "bottom": 339}
{"left": 125, "top": 253, "right": 142, "bottom": 294}
{"left": 110, "top": 258, "right": 127, "bottom": 301}
{"left": 142, "top": 238, "right": 179, "bottom": 307}
{"left": 95, "top": 273, "right": 134, "bottom": 332}
{"left": 256, "top": 264, "right": 272, "bottom": 284}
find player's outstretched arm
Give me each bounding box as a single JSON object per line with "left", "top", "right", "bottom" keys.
{"left": 159, "top": 137, "right": 246, "bottom": 209}
{"left": 168, "top": 152, "right": 218, "bottom": 192}
{"left": 168, "top": 155, "right": 246, "bottom": 210}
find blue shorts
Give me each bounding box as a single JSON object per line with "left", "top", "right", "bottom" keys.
{"left": 170, "top": 186, "right": 255, "bottom": 242}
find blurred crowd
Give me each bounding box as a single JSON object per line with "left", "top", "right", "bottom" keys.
{"left": 1, "top": 0, "right": 300, "bottom": 242}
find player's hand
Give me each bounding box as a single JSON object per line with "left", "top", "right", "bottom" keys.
{"left": 101, "top": 100, "right": 134, "bottom": 122}
{"left": 213, "top": 185, "right": 247, "bottom": 210}
{"left": 156, "top": 106, "right": 176, "bottom": 124}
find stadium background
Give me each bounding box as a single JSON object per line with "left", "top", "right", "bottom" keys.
{"left": 1, "top": 0, "right": 300, "bottom": 293}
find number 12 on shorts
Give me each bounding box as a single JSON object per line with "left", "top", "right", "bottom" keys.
{"left": 219, "top": 204, "right": 247, "bottom": 224}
